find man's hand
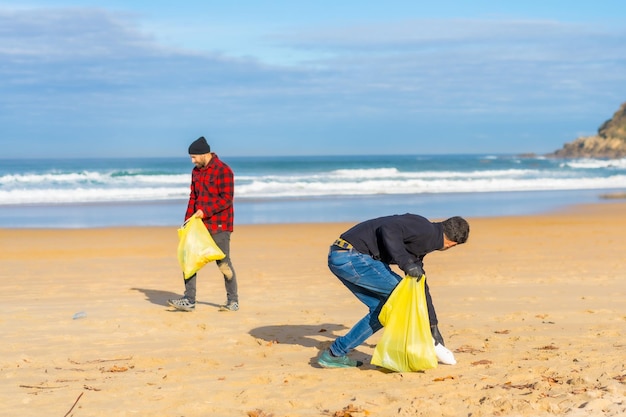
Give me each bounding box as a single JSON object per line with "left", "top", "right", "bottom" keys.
{"left": 194, "top": 209, "right": 204, "bottom": 219}
{"left": 406, "top": 264, "right": 424, "bottom": 280}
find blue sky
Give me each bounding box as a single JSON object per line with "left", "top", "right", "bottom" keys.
{"left": 1, "top": 1, "right": 625, "bottom": 158}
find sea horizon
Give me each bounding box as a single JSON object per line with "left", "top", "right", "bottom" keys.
{"left": 1, "top": 154, "right": 624, "bottom": 228}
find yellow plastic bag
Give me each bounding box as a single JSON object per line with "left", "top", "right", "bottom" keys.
{"left": 371, "top": 276, "right": 438, "bottom": 372}
{"left": 177, "top": 217, "right": 225, "bottom": 279}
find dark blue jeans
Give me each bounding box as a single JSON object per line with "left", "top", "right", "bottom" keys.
{"left": 327, "top": 246, "right": 437, "bottom": 357}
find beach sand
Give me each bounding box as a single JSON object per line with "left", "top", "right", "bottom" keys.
{"left": 1, "top": 202, "right": 625, "bottom": 417}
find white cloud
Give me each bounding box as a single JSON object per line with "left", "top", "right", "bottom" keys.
{"left": 0, "top": 7, "right": 625, "bottom": 157}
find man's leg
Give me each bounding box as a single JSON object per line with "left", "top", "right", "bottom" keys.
{"left": 183, "top": 274, "right": 197, "bottom": 303}
{"left": 327, "top": 248, "right": 402, "bottom": 357}
{"left": 212, "top": 232, "right": 238, "bottom": 306}
{"left": 167, "top": 273, "right": 197, "bottom": 311}
{"left": 424, "top": 279, "right": 439, "bottom": 326}
{"left": 423, "top": 278, "right": 456, "bottom": 364}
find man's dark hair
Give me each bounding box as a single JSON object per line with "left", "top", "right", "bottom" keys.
{"left": 442, "top": 216, "right": 469, "bottom": 244}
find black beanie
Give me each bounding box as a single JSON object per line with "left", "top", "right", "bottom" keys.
{"left": 188, "top": 136, "right": 211, "bottom": 155}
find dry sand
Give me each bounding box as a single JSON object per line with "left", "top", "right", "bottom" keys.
{"left": 1, "top": 202, "right": 625, "bottom": 417}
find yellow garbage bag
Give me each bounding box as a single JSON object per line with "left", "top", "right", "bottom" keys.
{"left": 177, "top": 217, "right": 225, "bottom": 279}
{"left": 371, "top": 276, "right": 438, "bottom": 372}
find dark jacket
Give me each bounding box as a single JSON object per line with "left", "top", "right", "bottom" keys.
{"left": 341, "top": 214, "right": 444, "bottom": 274}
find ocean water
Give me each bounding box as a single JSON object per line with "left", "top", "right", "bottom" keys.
{"left": 0, "top": 154, "right": 624, "bottom": 228}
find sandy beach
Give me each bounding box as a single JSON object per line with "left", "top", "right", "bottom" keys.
{"left": 1, "top": 202, "right": 625, "bottom": 417}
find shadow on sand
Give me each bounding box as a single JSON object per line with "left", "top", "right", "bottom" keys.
{"left": 250, "top": 323, "right": 375, "bottom": 369}
{"left": 130, "top": 287, "right": 221, "bottom": 308}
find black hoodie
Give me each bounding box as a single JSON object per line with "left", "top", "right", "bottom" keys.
{"left": 340, "top": 214, "right": 444, "bottom": 274}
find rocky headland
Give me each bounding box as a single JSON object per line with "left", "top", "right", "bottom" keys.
{"left": 548, "top": 102, "right": 626, "bottom": 159}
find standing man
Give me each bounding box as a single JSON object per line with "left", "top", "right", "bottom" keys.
{"left": 169, "top": 136, "right": 239, "bottom": 312}
{"left": 318, "top": 214, "right": 469, "bottom": 368}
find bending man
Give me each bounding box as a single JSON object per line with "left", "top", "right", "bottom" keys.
{"left": 318, "top": 214, "right": 469, "bottom": 368}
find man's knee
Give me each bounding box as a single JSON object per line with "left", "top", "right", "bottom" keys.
{"left": 218, "top": 262, "right": 234, "bottom": 280}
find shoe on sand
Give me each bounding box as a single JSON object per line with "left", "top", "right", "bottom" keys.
{"left": 317, "top": 349, "right": 363, "bottom": 368}
{"left": 218, "top": 301, "right": 239, "bottom": 311}
{"left": 168, "top": 297, "right": 196, "bottom": 312}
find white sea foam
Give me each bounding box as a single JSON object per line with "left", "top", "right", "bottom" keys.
{"left": 0, "top": 171, "right": 189, "bottom": 186}
{"left": 235, "top": 175, "right": 626, "bottom": 198}
{"left": 1, "top": 156, "right": 624, "bottom": 205}
{"left": 562, "top": 158, "right": 626, "bottom": 169}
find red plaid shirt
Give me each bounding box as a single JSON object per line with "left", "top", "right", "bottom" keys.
{"left": 185, "top": 153, "right": 235, "bottom": 233}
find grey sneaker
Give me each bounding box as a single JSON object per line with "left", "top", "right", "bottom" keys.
{"left": 218, "top": 301, "right": 239, "bottom": 311}
{"left": 168, "top": 297, "right": 196, "bottom": 311}
{"left": 317, "top": 349, "right": 363, "bottom": 368}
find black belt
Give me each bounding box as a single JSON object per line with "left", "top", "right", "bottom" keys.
{"left": 333, "top": 238, "right": 353, "bottom": 250}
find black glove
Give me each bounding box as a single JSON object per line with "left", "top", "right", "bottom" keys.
{"left": 431, "top": 324, "right": 445, "bottom": 346}
{"left": 406, "top": 264, "right": 424, "bottom": 280}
